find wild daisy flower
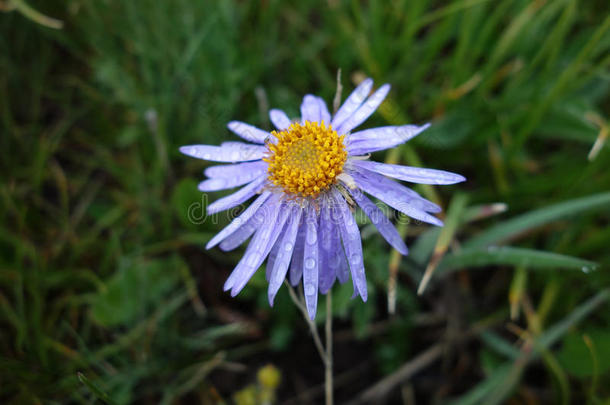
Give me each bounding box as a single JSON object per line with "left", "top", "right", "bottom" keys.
{"left": 180, "top": 78, "right": 465, "bottom": 319}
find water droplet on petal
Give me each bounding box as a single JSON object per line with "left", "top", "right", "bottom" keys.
{"left": 306, "top": 230, "right": 317, "bottom": 245}
{"left": 305, "top": 257, "right": 316, "bottom": 269}
{"left": 305, "top": 284, "right": 315, "bottom": 296}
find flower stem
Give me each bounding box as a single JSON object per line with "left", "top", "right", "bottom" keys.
{"left": 285, "top": 281, "right": 334, "bottom": 405}
{"left": 325, "top": 292, "right": 333, "bottom": 405}
{"left": 285, "top": 282, "right": 326, "bottom": 362}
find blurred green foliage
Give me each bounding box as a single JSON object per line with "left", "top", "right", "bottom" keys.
{"left": 1, "top": 0, "right": 609, "bottom": 403}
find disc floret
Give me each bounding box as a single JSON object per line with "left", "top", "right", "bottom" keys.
{"left": 264, "top": 121, "right": 347, "bottom": 198}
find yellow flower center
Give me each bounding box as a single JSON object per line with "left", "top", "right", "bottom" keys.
{"left": 263, "top": 121, "right": 347, "bottom": 198}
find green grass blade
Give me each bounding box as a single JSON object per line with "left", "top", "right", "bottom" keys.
{"left": 515, "top": 15, "right": 610, "bottom": 146}
{"left": 437, "top": 247, "right": 597, "bottom": 275}
{"left": 77, "top": 372, "right": 119, "bottom": 405}
{"left": 536, "top": 289, "right": 610, "bottom": 350}
{"left": 449, "top": 290, "right": 609, "bottom": 404}
{"left": 464, "top": 192, "right": 610, "bottom": 249}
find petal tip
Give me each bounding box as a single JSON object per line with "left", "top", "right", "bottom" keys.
{"left": 362, "top": 77, "right": 374, "bottom": 87}
{"left": 397, "top": 244, "right": 409, "bottom": 256}
{"left": 268, "top": 291, "right": 276, "bottom": 307}
{"left": 206, "top": 205, "right": 220, "bottom": 216}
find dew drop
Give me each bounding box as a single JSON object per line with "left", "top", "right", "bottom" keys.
{"left": 306, "top": 230, "right": 317, "bottom": 245}
{"left": 304, "top": 284, "right": 315, "bottom": 296}
{"left": 284, "top": 242, "right": 293, "bottom": 252}
{"left": 305, "top": 257, "right": 316, "bottom": 269}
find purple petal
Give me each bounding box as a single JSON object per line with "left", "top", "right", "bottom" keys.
{"left": 348, "top": 124, "right": 425, "bottom": 143}
{"left": 334, "top": 242, "right": 350, "bottom": 283}
{"left": 317, "top": 205, "right": 333, "bottom": 293}
{"left": 219, "top": 225, "right": 256, "bottom": 251}
{"left": 332, "top": 78, "right": 373, "bottom": 129}
{"left": 318, "top": 97, "right": 331, "bottom": 124}
{"left": 349, "top": 170, "right": 444, "bottom": 226}
{"left": 204, "top": 161, "right": 267, "bottom": 179}
{"left": 225, "top": 203, "right": 289, "bottom": 296}
{"left": 350, "top": 167, "right": 441, "bottom": 213}
{"left": 269, "top": 109, "right": 292, "bottom": 130}
{"left": 302, "top": 204, "right": 320, "bottom": 319}
{"left": 270, "top": 205, "right": 292, "bottom": 243}
{"left": 268, "top": 206, "right": 304, "bottom": 305}
{"left": 301, "top": 95, "right": 330, "bottom": 124}
{"left": 347, "top": 124, "right": 429, "bottom": 155}
{"left": 199, "top": 165, "right": 267, "bottom": 191}
{"left": 206, "top": 191, "right": 273, "bottom": 249}
{"left": 219, "top": 209, "right": 263, "bottom": 252}
{"left": 223, "top": 201, "right": 281, "bottom": 292}
{"left": 289, "top": 222, "right": 306, "bottom": 286}
{"left": 318, "top": 205, "right": 339, "bottom": 293}
{"left": 353, "top": 160, "right": 465, "bottom": 185}
{"left": 301, "top": 94, "right": 321, "bottom": 123}
{"left": 180, "top": 142, "right": 266, "bottom": 162}
{"left": 332, "top": 189, "right": 368, "bottom": 301}
{"left": 227, "top": 121, "right": 270, "bottom": 144}
{"left": 266, "top": 225, "right": 286, "bottom": 281}
{"left": 206, "top": 176, "right": 267, "bottom": 216}
{"left": 348, "top": 189, "right": 408, "bottom": 255}
{"left": 336, "top": 84, "right": 391, "bottom": 135}
{"left": 328, "top": 205, "right": 350, "bottom": 285}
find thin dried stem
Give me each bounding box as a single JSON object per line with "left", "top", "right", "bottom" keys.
{"left": 285, "top": 281, "right": 328, "bottom": 365}
{"left": 285, "top": 281, "right": 334, "bottom": 405}
{"left": 325, "top": 292, "right": 334, "bottom": 405}
{"left": 333, "top": 69, "right": 343, "bottom": 115}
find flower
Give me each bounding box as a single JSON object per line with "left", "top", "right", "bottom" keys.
{"left": 180, "top": 78, "right": 465, "bottom": 319}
